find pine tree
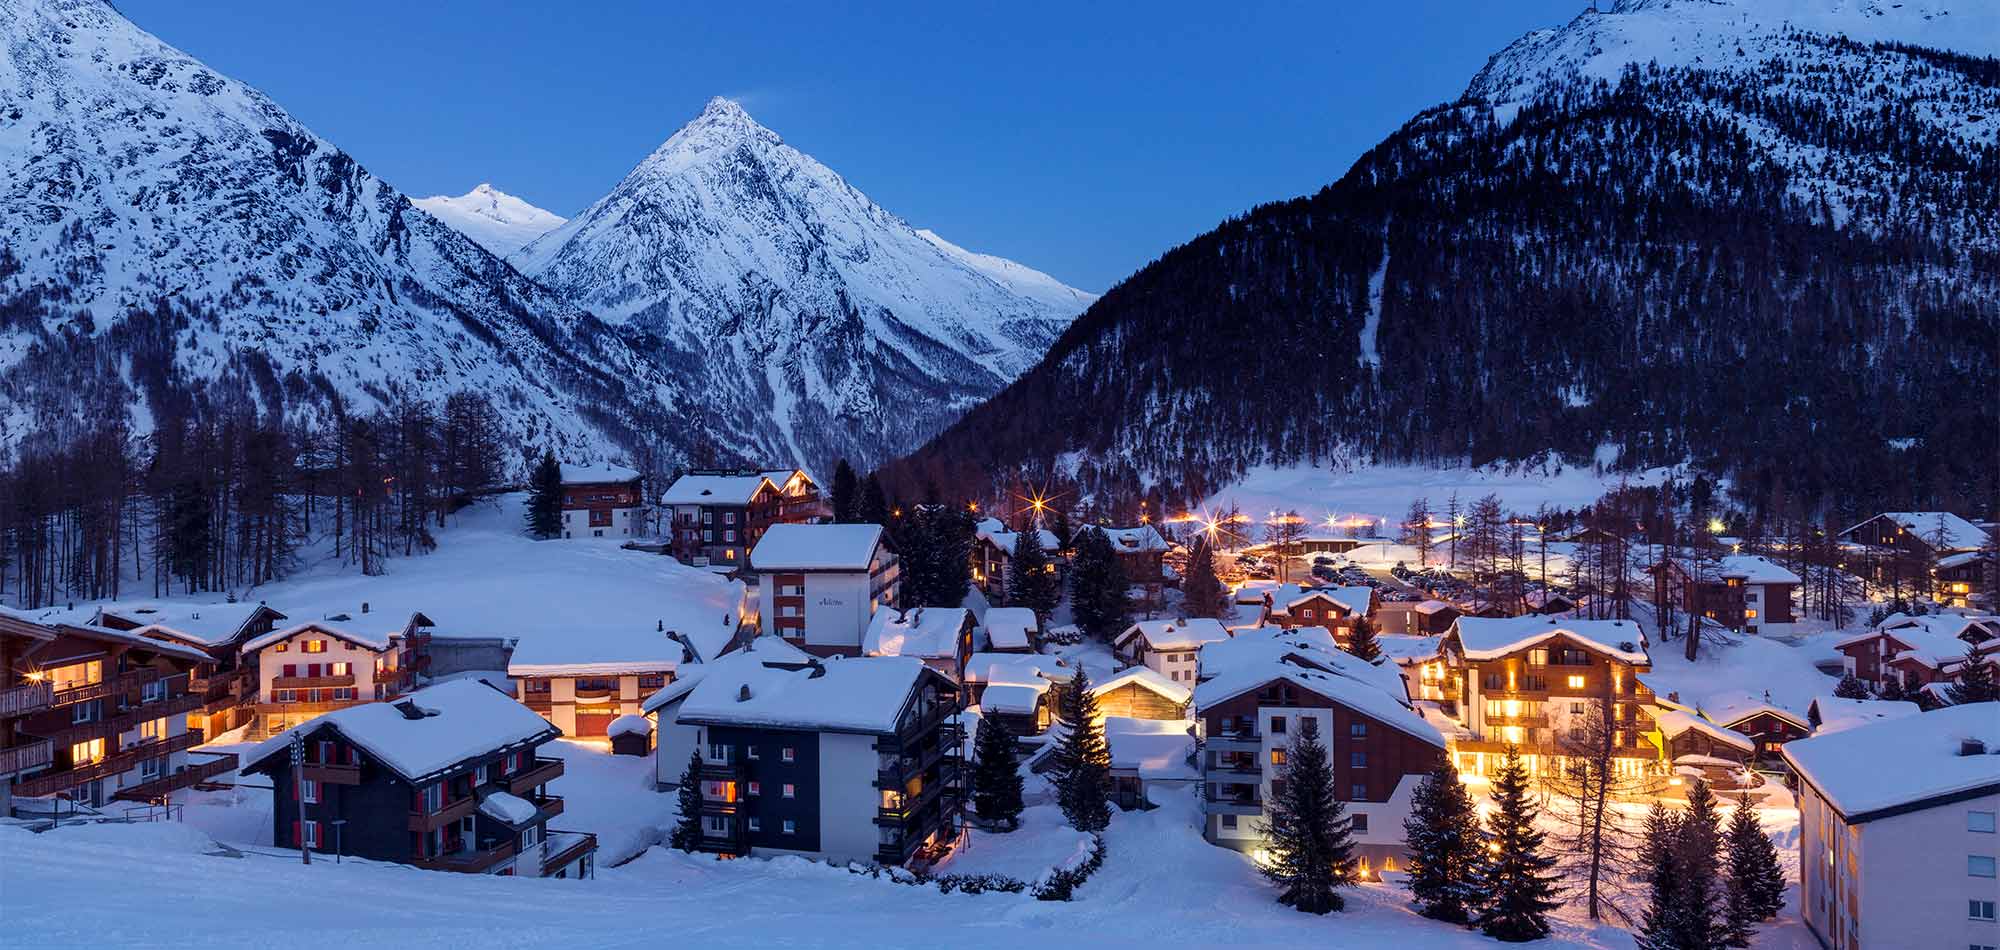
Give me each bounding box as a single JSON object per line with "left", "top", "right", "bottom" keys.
{"left": 1670, "top": 778, "right": 1732, "bottom": 950}
{"left": 971, "top": 715, "right": 1026, "bottom": 830}
{"left": 1948, "top": 653, "right": 1999, "bottom": 705}
{"left": 1260, "top": 716, "right": 1354, "bottom": 913}
{"left": 1402, "top": 760, "right": 1484, "bottom": 924}
{"left": 1050, "top": 667, "right": 1112, "bottom": 832}
{"left": 1345, "top": 617, "right": 1383, "bottom": 662}
{"left": 1724, "top": 797, "right": 1786, "bottom": 942}
{"left": 1635, "top": 802, "right": 1683, "bottom": 950}
{"left": 1832, "top": 672, "right": 1870, "bottom": 700}
{"left": 524, "top": 449, "right": 563, "bottom": 539}
{"left": 1476, "top": 746, "right": 1560, "bottom": 942}
{"left": 670, "top": 750, "right": 705, "bottom": 852}
{"left": 1006, "top": 523, "right": 1061, "bottom": 621}
{"left": 830, "top": 460, "right": 859, "bottom": 523}
{"left": 1877, "top": 673, "right": 1910, "bottom": 703}
{"left": 1069, "top": 527, "right": 1130, "bottom": 640}
{"left": 1181, "top": 536, "right": 1230, "bottom": 620}
{"left": 858, "top": 473, "right": 890, "bottom": 527}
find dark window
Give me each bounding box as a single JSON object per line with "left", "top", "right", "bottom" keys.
{"left": 1270, "top": 716, "right": 1286, "bottom": 734}
{"left": 1350, "top": 813, "right": 1369, "bottom": 833}
{"left": 1348, "top": 722, "right": 1367, "bottom": 738}
{"left": 1351, "top": 783, "right": 1369, "bottom": 800}
{"left": 1221, "top": 814, "right": 1238, "bottom": 829}
{"left": 1350, "top": 751, "right": 1367, "bottom": 768}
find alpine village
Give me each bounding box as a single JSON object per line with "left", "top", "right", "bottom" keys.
{"left": 1, "top": 1, "right": 1997, "bottom": 949}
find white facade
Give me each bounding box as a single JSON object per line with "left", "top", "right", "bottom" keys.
{"left": 1739, "top": 582, "right": 1796, "bottom": 637}
{"left": 1798, "top": 780, "right": 2000, "bottom": 950}
{"left": 816, "top": 732, "right": 883, "bottom": 862}
{"left": 561, "top": 505, "right": 641, "bottom": 540}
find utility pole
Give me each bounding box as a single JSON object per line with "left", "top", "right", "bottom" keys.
{"left": 332, "top": 819, "right": 348, "bottom": 864}
{"left": 290, "top": 730, "right": 310, "bottom": 865}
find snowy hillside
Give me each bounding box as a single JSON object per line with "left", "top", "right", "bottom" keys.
{"left": 513, "top": 97, "right": 1095, "bottom": 473}
{"left": 412, "top": 184, "right": 567, "bottom": 257}
{"left": 0, "top": 0, "right": 707, "bottom": 458}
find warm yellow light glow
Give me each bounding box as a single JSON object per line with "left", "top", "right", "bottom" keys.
{"left": 1567, "top": 675, "right": 1586, "bottom": 690}
{"left": 1503, "top": 699, "right": 1521, "bottom": 717}
{"left": 1707, "top": 518, "right": 1726, "bottom": 534}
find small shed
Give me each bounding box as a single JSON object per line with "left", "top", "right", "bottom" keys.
{"left": 608, "top": 713, "right": 652, "bottom": 756}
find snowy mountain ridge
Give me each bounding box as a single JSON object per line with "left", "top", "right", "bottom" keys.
{"left": 411, "top": 184, "right": 567, "bottom": 257}
{"left": 512, "top": 96, "right": 1094, "bottom": 473}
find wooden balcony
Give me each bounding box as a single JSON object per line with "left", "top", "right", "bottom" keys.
{"left": 270, "top": 673, "right": 356, "bottom": 690}
{"left": 508, "top": 757, "right": 564, "bottom": 795}
{"left": 0, "top": 738, "right": 54, "bottom": 778}
{"left": 533, "top": 830, "right": 596, "bottom": 876}
{"left": 532, "top": 795, "right": 565, "bottom": 823}
{"left": 409, "top": 795, "right": 478, "bottom": 832}
{"left": 112, "top": 753, "right": 239, "bottom": 801}
{"left": 255, "top": 699, "right": 364, "bottom": 718}
{"left": 0, "top": 681, "right": 53, "bottom": 717}
{"left": 51, "top": 669, "right": 163, "bottom": 707}
{"left": 36, "top": 692, "right": 209, "bottom": 747}
{"left": 11, "top": 729, "right": 202, "bottom": 798}
{"left": 303, "top": 762, "right": 362, "bottom": 785}
{"left": 412, "top": 839, "right": 518, "bottom": 874}
{"left": 1204, "top": 731, "right": 1262, "bottom": 753}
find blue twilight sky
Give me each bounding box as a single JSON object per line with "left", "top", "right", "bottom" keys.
{"left": 117, "top": 0, "right": 1585, "bottom": 292}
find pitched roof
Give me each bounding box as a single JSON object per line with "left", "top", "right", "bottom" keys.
{"left": 1286, "top": 585, "right": 1372, "bottom": 617}
{"left": 242, "top": 680, "right": 558, "bottom": 783}
{"left": 1714, "top": 554, "right": 1801, "bottom": 585}
{"left": 974, "top": 518, "right": 1059, "bottom": 555}
{"left": 749, "top": 523, "right": 884, "bottom": 571}
{"left": 1782, "top": 703, "right": 2000, "bottom": 820}
{"left": 1448, "top": 615, "right": 1649, "bottom": 664}
{"left": 1806, "top": 694, "right": 1922, "bottom": 735}
{"left": 660, "top": 471, "right": 775, "bottom": 506}
{"left": 1654, "top": 709, "right": 1756, "bottom": 753}
{"left": 642, "top": 635, "right": 812, "bottom": 713}
{"left": 864, "top": 606, "right": 970, "bottom": 660}
{"left": 1116, "top": 618, "right": 1229, "bottom": 652}
{"left": 1704, "top": 698, "right": 1810, "bottom": 732}
{"left": 678, "top": 651, "right": 944, "bottom": 734}
{"left": 981, "top": 607, "right": 1038, "bottom": 651}
{"left": 1103, "top": 717, "right": 1198, "bottom": 780}
{"left": 1195, "top": 628, "right": 1432, "bottom": 746}
{"left": 241, "top": 621, "right": 396, "bottom": 655}
{"left": 961, "top": 652, "right": 1073, "bottom": 686}
{"left": 1075, "top": 523, "right": 1169, "bottom": 554}
{"left": 1091, "top": 665, "right": 1192, "bottom": 706}
{"left": 41, "top": 621, "right": 213, "bottom": 664}
{"left": 97, "top": 602, "right": 283, "bottom": 648}
{"left": 558, "top": 462, "right": 640, "bottom": 485}
{"left": 1414, "top": 600, "right": 1456, "bottom": 615}
{"left": 1843, "top": 512, "right": 1989, "bottom": 551}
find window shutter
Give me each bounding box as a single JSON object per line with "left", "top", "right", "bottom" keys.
{"left": 292, "top": 820, "right": 301, "bottom": 845}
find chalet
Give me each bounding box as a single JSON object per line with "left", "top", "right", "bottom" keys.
{"left": 1425, "top": 615, "right": 1658, "bottom": 778}
{"left": 1090, "top": 666, "right": 1192, "bottom": 721}
{"left": 1113, "top": 618, "right": 1230, "bottom": 684}
{"left": 1376, "top": 599, "right": 1458, "bottom": 636}
{"left": 663, "top": 468, "right": 823, "bottom": 567}
{"left": 1832, "top": 613, "right": 2000, "bottom": 691}
{"left": 1650, "top": 554, "right": 1800, "bottom": 636}
{"left": 507, "top": 594, "right": 743, "bottom": 738}
{"left": 1783, "top": 704, "right": 2000, "bottom": 950}
{"left": 1840, "top": 511, "right": 1992, "bottom": 600}
{"left": 0, "top": 609, "right": 230, "bottom": 812}
{"left": 1652, "top": 709, "right": 1756, "bottom": 783}
{"left": 241, "top": 680, "right": 594, "bottom": 877}
{"left": 1074, "top": 523, "right": 1170, "bottom": 592}
{"left": 971, "top": 518, "right": 1060, "bottom": 601}
{"left": 1192, "top": 626, "right": 1446, "bottom": 877}
{"left": 240, "top": 615, "right": 430, "bottom": 738}
{"left": 863, "top": 606, "right": 975, "bottom": 681}
{"left": 1273, "top": 585, "right": 1373, "bottom": 640}
{"left": 1522, "top": 590, "right": 1577, "bottom": 615}
{"left": 750, "top": 523, "right": 900, "bottom": 657}
{"left": 646, "top": 637, "right": 964, "bottom": 866}
{"left": 1697, "top": 698, "right": 1811, "bottom": 766}
{"left": 1936, "top": 549, "right": 1996, "bottom": 607}
{"left": 980, "top": 607, "right": 1038, "bottom": 654}
{"left": 959, "top": 653, "right": 1074, "bottom": 738}
{"left": 557, "top": 462, "right": 644, "bottom": 539}
{"left": 91, "top": 601, "right": 288, "bottom": 739}
{"left": 1103, "top": 716, "right": 1199, "bottom": 810}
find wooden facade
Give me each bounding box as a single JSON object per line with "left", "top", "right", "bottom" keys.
{"left": 1433, "top": 626, "right": 1659, "bottom": 778}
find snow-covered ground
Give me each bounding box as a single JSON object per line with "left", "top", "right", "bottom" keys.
{"left": 930, "top": 804, "right": 1093, "bottom": 883}
{"left": 1199, "top": 461, "right": 1684, "bottom": 529}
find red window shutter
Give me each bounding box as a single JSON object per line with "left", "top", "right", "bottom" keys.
{"left": 292, "top": 820, "right": 301, "bottom": 845}
{"left": 308, "top": 663, "right": 321, "bottom": 677}
{"left": 283, "top": 664, "right": 297, "bottom": 677}
{"left": 292, "top": 779, "right": 299, "bottom": 801}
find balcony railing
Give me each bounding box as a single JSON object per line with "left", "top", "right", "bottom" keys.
{"left": 270, "top": 674, "right": 357, "bottom": 690}
{"left": 0, "top": 681, "right": 53, "bottom": 717}
{"left": 11, "top": 729, "right": 203, "bottom": 798}
{"left": 508, "top": 757, "right": 564, "bottom": 795}
{"left": 412, "top": 839, "right": 518, "bottom": 874}
{"left": 408, "top": 795, "right": 478, "bottom": 832}
{"left": 532, "top": 830, "right": 597, "bottom": 876}
{"left": 34, "top": 692, "right": 209, "bottom": 747}
{"left": 302, "top": 762, "right": 362, "bottom": 785}
{"left": 112, "top": 753, "right": 239, "bottom": 801}
{"left": 0, "top": 739, "right": 54, "bottom": 778}
{"left": 51, "top": 669, "right": 163, "bottom": 708}
{"left": 876, "top": 763, "right": 959, "bottom": 824}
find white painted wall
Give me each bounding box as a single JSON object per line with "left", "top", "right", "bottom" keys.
{"left": 803, "top": 573, "right": 874, "bottom": 652}
{"left": 254, "top": 631, "right": 388, "bottom": 702}
{"left": 817, "top": 732, "right": 881, "bottom": 862}
{"left": 1801, "top": 780, "right": 2000, "bottom": 950}
{"left": 652, "top": 701, "right": 701, "bottom": 788}
{"left": 560, "top": 506, "right": 640, "bottom": 539}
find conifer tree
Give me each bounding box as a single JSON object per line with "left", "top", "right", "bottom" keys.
{"left": 1831, "top": 672, "right": 1870, "bottom": 700}
{"left": 1877, "top": 673, "right": 1911, "bottom": 703}
{"left": 1069, "top": 527, "right": 1130, "bottom": 640}
{"left": 1636, "top": 802, "right": 1683, "bottom": 950}
{"left": 971, "top": 715, "right": 1025, "bottom": 830}
{"left": 858, "top": 473, "right": 891, "bottom": 527}
{"left": 1476, "top": 746, "right": 1560, "bottom": 942}
{"left": 1007, "top": 524, "right": 1061, "bottom": 621}
{"left": 1402, "top": 760, "right": 1484, "bottom": 924}
{"left": 1948, "top": 653, "right": 1999, "bottom": 705}
{"left": 524, "top": 449, "right": 564, "bottom": 539}
{"left": 1670, "top": 778, "right": 1732, "bottom": 950}
{"left": 670, "top": 750, "right": 705, "bottom": 852}
{"left": 1261, "top": 716, "right": 1355, "bottom": 913}
{"left": 1345, "top": 617, "right": 1383, "bottom": 662}
{"left": 1724, "top": 797, "right": 1786, "bottom": 943}
{"left": 1181, "top": 536, "right": 1231, "bottom": 620}
{"left": 830, "top": 460, "right": 859, "bottom": 523}
{"left": 1050, "top": 667, "right": 1112, "bottom": 832}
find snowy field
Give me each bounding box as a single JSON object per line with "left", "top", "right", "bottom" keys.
{"left": 1200, "top": 461, "right": 1685, "bottom": 527}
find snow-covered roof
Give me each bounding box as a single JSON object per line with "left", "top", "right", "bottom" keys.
{"left": 241, "top": 621, "right": 395, "bottom": 656}
{"left": 478, "top": 788, "right": 540, "bottom": 825}
{"left": 981, "top": 607, "right": 1037, "bottom": 651}
{"left": 1103, "top": 717, "right": 1198, "bottom": 780}
{"left": 678, "top": 651, "right": 944, "bottom": 735}
{"left": 1939, "top": 550, "right": 1993, "bottom": 570}
{"left": 1414, "top": 600, "right": 1456, "bottom": 615}
{"left": 96, "top": 602, "right": 282, "bottom": 648}
{"left": 1075, "top": 523, "right": 1169, "bottom": 554}
{"left": 1783, "top": 703, "right": 2000, "bottom": 820}
{"left": 660, "top": 472, "right": 777, "bottom": 506}
{"left": 243, "top": 680, "right": 558, "bottom": 783}
{"left": 1714, "top": 555, "right": 1800, "bottom": 585}
{"left": 1233, "top": 580, "right": 1281, "bottom": 604}
{"left": 1195, "top": 628, "right": 1434, "bottom": 747}
{"left": 974, "top": 517, "right": 1059, "bottom": 555}
{"left": 559, "top": 462, "right": 640, "bottom": 485}
{"left": 1806, "top": 694, "right": 1922, "bottom": 736}
{"left": 1843, "top": 511, "right": 1989, "bottom": 551}
{"left": 864, "top": 606, "right": 969, "bottom": 660}
{"left": 1285, "top": 585, "right": 1372, "bottom": 617}
{"left": 980, "top": 684, "right": 1046, "bottom": 716}
{"left": 1837, "top": 614, "right": 2000, "bottom": 669}
{"left": 962, "top": 652, "right": 1073, "bottom": 686}
{"left": 1375, "top": 633, "right": 1443, "bottom": 665}
{"left": 44, "top": 621, "right": 213, "bottom": 664}
{"left": 749, "top": 523, "right": 884, "bottom": 571}
{"left": 1116, "top": 618, "right": 1229, "bottom": 652}
{"left": 641, "top": 635, "right": 811, "bottom": 713}
{"left": 1448, "top": 616, "right": 1649, "bottom": 665}
{"left": 1654, "top": 709, "right": 1755, "bottom": 753}
{"left": 1703, "top": 698, "right": 1809, "bottom": 732}
{"left": 608, "top": 713, "right": 651, "bottom": 737}
{"left": 1091, "top": 666, "right": 1192, "bottom": 707}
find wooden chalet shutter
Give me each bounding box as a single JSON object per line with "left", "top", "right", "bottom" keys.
{"left": 292, "top": 820, "right": 301, "bottom": 845}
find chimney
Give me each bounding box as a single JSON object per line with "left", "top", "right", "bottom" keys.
{"left": 1961, "top": 738, "right": 1989, "bottom": 757}
{"left": 737, "top": 684, "right": 753, "bottom": 702}
{"left": 362, "top": 602, "right": 370, "bottom": 614}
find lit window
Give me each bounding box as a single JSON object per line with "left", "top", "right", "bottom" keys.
{"left": 1745, "top": 609, "right": 1758, "bottom": 619}
{"left": 70, "top": 738, "right": 105, "bottom": 765}
{"left": 1567, "top": 675, "right": 1586, "bottom": 690}
{"left": 1270, "top": 749, "right": 1287, "bottom": 766}
{"left": 304, "top": 640, "right": 327, "bottom": 654}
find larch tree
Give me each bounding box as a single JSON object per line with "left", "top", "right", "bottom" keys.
{"left": 1546, "top": 699, "right": 1654, "bottom": 922}
{"left": 1260, "top": 716, "right": 1355, "bottom": 914}
{"left": 971, "top": 716, "right": 1025, "bottom": 830}
{"left": 1404, "top": 496, "right": 1435, "bottom": 568}
{"left": 1402, "top": 760, "right": 1485, "bottom": 924}
{"left": 1050, "top": 667, "right": 1112, "bottom": 832}
{"left": 1476, "top": 746, "right": 1561, "bottom": 942}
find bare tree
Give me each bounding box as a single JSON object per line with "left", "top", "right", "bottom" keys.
{"left": 1545, "top": 699, "right": 1659, "bottom": 923}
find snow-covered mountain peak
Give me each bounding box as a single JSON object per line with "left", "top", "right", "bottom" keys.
{"left": 412, "top": 183, "right": 566, "bottom": 257}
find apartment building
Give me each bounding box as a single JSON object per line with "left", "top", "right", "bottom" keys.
{"left": 1650, "top": 554, "right": 1800, "bottom": 635}
{"left": 750, "top": 523, "right": 900, "bottom": 657}
{"left": 558, "top": 462, "right": 644, "bottom": 540}
{"left": 1113, "top": 618, "right": 1230, "bottom": 685}
{"left": 663, "top": 468, "right": 823, "bottom": 567}
{"left": 240, "top": 615, "right": 430, "bottom": 738}
{"left": 1833, "top": 612, "right": 2000, "bottom": 692}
